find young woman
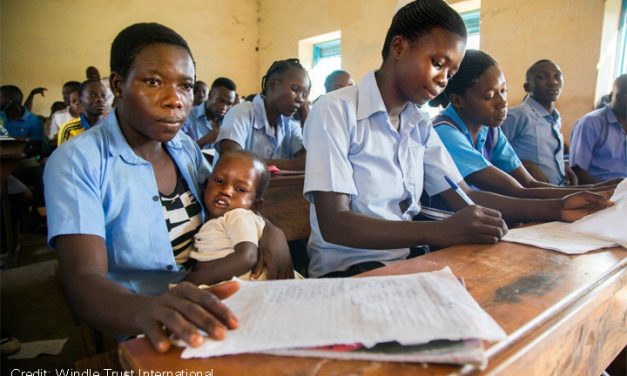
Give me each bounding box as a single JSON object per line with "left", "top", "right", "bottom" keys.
{"left": 303, "top": 0, "right": 612, "bottom": 278}
{"left": 44, "top": 23, "right": 293, "bottom": 353}
{"left": 430, "top": 49, "right": 620, "bottom": 201}
{"left": 216, "top": 58, "right": 310, "bottom": 170}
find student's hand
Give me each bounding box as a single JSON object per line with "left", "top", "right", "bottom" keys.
{"left": 591, "top": 177, "right": 623, "bottom": 189}
{"left": 434, "top": 205, "right": 508, "bottom": 246}
{"left": 564, "top": 164, "right": 579, "bottom": 186}
{"left": 559, "top": 190, "right": 614, "bottom": 222}
{"left": 254, "top": 220, "right": 294, "bottom": 279}
{"left": 137, "top": 281, "right": 239, "bottom": 353}
{"left": 29, "top": 87, "right": 47, "bottom": 97}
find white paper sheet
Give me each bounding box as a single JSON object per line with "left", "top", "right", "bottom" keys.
{"left": 502, "top": 180, "right": 626, "bottom": 253}
{"left": 181, "top": 267, "right": 506, "bottom": 359}
{"left": 502, "top": 221, "right": 617, "bottom": 254}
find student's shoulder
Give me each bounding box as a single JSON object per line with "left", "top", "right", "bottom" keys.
{"left": 312, "top": 85, "right": 358, "bottom": 116}
{"left": 575, "top": 107, "right": 608, "bottom": 128}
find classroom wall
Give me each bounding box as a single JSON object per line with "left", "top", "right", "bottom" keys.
{"left": 480, "top": 0, "right": 614, "bottom": 142}
{"left": 0, "top": 0, "right": 261, "bottom": 117}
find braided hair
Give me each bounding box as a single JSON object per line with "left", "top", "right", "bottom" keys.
{"left": 261, "top": 58, "right": 306, "bottom": 95}
{"left": 382, "top": 0, "right": 467, "bottom": 60}
{"left": 429, "top": 49, "right": 497, "bottom": 107}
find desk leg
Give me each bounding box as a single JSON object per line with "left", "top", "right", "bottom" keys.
{"left": 0, "top": 178, "right": 20, "bottom": 268}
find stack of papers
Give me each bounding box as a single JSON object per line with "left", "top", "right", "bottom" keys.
{"left": 502, "top": 179, "right": 627, "bottom": 253}
{"left": 180, "top": 268, "right": 506, "bottom": 366}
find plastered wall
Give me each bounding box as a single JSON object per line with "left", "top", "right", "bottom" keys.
{"left": 0, "top": 0, "right": 260, "bottom": 116}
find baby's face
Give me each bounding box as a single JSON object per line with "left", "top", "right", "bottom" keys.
{"left": 204, "top": 155, "right": 260, "bottom": 218}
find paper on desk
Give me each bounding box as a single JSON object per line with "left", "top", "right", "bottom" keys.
{"left": 181, "top": 267, "right": 506, "bottom": 359}
{"left": 502, "top": 221, "right": 617, "bottom": 254}
{"left": 567, "top": 179, "right": 627, "bottom": 248}
{"left": 7, "top": 338, "right": 67, "bottom": 359}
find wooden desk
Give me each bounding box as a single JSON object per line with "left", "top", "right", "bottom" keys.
{"left": 1, "top": 138, "right": 27, "bottom": 265}
{"left": 258, "top": 174, "right": 309, "bottom": 241}
{"left": 118, "top": 242, "right": 627, "bottom": 375}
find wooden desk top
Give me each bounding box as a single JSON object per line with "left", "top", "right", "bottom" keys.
{"left": 119, "top": 242, "right": 627, "bottom": 375}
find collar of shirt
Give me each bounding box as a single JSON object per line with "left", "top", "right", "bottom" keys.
{"left": 525, "top": 96, "right": 561, "bottom": 125}
{"left": 79, "top": 113, "right": 93, "bottom": 130}
{"left": 251, "top": 93, "right": 288, "bottom": 142}
{"left": 104, "top": 109, "right": 184, "bottom": 164}
{"left": 603, "top": 105, "right": 622, "bottom": 128}
{"left": 441, "top": 105, "right": 488, "bottom": 150}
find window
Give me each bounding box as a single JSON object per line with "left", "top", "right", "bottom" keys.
{"left": 616, "top": 0, "right": 627, "bottom": 75}
{"left": 461, "top": 9, "right": 481, "bottom": 50}
{"left": 299, "top": 31, "right": 342, "bottom": 101}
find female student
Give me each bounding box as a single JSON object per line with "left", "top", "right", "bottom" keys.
{"left": 430, "top": 49, "right": 621, "bottom": 200}
{"left": 44, "top": 23, "right": 293, "bottom": 353}
{"left": 216, "top": 58, "right": 310, "bottom": 170}
{"left": 303, "top": 0, "right": 612, "bottom": 278}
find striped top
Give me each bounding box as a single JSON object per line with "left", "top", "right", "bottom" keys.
{"left": 57, "top": 114, "right": 92, "bottom": 146}
{"left": 160, "top": 169, "right": 203, "bottom": 266}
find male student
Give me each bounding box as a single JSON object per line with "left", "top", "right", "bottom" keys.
{"left": 324, "top": 70, "right": 354, "bottom": 93}
{"left": 48, "top": 81, "right": 82, "bottom": 143}
{"left": 183, "top": 77, "right": 237, "bottom": 149}
{"left": 569, "top": 74, "right": 627, "bottom": 183}
{"left": 501, "top": 60, "right": 577, "bottom": 185}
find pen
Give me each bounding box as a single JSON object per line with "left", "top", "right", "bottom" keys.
{"left": 444, "top": 175, "right": 475, "bottom": 206}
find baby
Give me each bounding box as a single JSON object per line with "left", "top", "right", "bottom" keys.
{"left": 188, "top": 150, "right": 288, "bottom": 284}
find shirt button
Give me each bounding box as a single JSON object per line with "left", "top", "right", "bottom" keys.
{"left": 153, "top": 195, "right": 159, "bottom": 201}
{"left": 166, "top": 265, "right": 174, "bottom": 271}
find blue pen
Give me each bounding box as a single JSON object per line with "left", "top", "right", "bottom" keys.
{"left": 444, "top": 175, "right": 475, "bottom": 206}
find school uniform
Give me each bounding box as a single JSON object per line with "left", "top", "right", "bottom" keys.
{"left": 501, "top": 96, "right": 566, "bottom": 185}
{"left": 303, "top": 72, "right": 462, "bottom": 278}
{"left": 44, "top": 110, "right": 211, "bottom": 296}
{"left": 215, "top": 94, "right": 303, "bottom": 163}
{"left": 1, "top": 108, "right": 43, "bottom": 140}
{"left": 182, "top": 104, "right": 216, "bottom": 149}
{"left": 48, "top": 107, "right": 76, "bottom": 141}
{"left": 569, "top": 105, "right": 627, "bottom": 180}
{"left": 434, "top": 105, "right": 521, "bottom": 178}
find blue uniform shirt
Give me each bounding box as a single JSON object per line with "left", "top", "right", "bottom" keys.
{"left": 303, "top": 72, "right": 463, "bottom": 277}
{"left": 182, "top": 104, "right": 215, "bottom": 149}
{"left": 435, "top": 105, "right": 521, "bottom": 178}
{"left": 1, "top": 108, "right": 44, "bottom": 140}
{"left": 215, "top": 94, "right": 303, "bottom": 163}
{"left": 569, "top": 105, "right": 627, "bottom": 180}
{"left": 501, "top": 96, "right": 566, "bottom": 185}
{"left": 44, "top": 111, "right": 211, "bottom": 296}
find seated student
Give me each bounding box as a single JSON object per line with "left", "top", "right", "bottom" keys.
{"left": 0, "top": 85, "right": 44, "bottom": 141}
{"left": 501, "top": 60, "right": 577, "bottom": 185}
{"left": 183, "top": 77, "right": 237, "bottom": 149}
{"left": 22, "top": 87, "right": 47, "bottom": 112}
{"left": 216, "top": 59, "right": 310, "bottom": 170}
{"left": 430, "top": 50, "right": 619, "bottom": 201}
{"left": 44, "top": 22, "right": 294, "bottom": 353}
{"left": 187, "top": 150, "right": 302, "bottom": 284}
{"left": 85, "top": 66, "right": 114, "bottom": 111}
{"left": 570, "top": 74, "right": 627, "bottom": 183}
{"left": 324, "top": 70, "right": 355, "bottom": 93}
{"left": 303, "top": 0, "right": 612, "bottom": 278}
{"left": 193, "top": 80, "right": 209, "bottom": 106}
{"left": 57, "top": 79, "right": 108, "bottom": 146}
{"left": 48, "top": 81, "right": 82, "bottom": 143}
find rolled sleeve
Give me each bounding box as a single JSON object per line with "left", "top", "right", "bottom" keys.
{"left": 216, "top": 103, "right": 254, "bottom": 149}
{"left": 490, "top": 129, "right": 522, "bottom": 173}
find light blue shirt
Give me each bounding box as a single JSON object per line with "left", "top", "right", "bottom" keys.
{"left": 501, "top": 96, "right": 566, "bottom": 185}
{"left": 435, "top": 105, "right": 521, "bottom": 178}
{"left": 569, "top": 105, "right": 627, "bottom": 180}
{"left": 44, "top": 111, "right": 211, "bottom": 296}
{"left": 182, "top": 104, "right": 215, "bottom": 149}
{"left": 303, "top": 71, "right": 463, "bottom": 277}
{"left": 1, "top": 108, "right": 44, "bottom": 140}
{"left": 215, "top": 94, "right": 303, "bottom": 163}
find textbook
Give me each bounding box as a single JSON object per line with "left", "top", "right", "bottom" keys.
{"left": 179, "top": 268, "right": 506, "bottom": 366}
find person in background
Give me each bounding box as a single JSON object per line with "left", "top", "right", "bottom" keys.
{"left": 0, "top": 85, "right": 44, "bottom": 142}
{"left": 86, "top": 65, "right": 114, "bottom": 111}
{"left": 183, "top": 77, "right": 237, "bottom": 149}
{"left": 324, "top": 70, "right": 354, "bottom": 93}
{"left": 57, "top": 79, "right": 108, "bottom": 146}
{"left": 569, "top": 74, "right": 627, "bottom": 183}
{"left": 216, "top": 58, "right": 310, "bottom": 170}
{"left": 193, "top": 80, "right": 209, "bottom": 106}
{"left": 501, "top": 60, "right": 577, "bottom": 185}
{"left": 44, "top": 22, "right": 293, "bottom": 353}
{"left": 48, "top": 81, "right": 82, "bottom": 143}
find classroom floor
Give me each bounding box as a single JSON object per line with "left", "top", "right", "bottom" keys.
{"left": 0, "top": 232, "right": 114, "bottom": 372}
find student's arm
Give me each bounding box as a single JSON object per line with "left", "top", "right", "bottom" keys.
{"left": 572, "top": 166, "right": 601, "bottom": 184}
{"left": 520, "top": 160, "right": 549, "bottom": 183}
{"left": 186, "top": 242, "right": 258, "bottom": 285}
{"left": 267, "top": 149, "right": 306, "bottom": 170}
{"left": 313, "top": 191, "right": 507, "bottom": 249}
{"left": 196, "top": 126, "right": 220, "bottom": 148}
{"left": 252, "top": 219, "right": 294, "bottom": 279}
{"left": 564, "top": 164, "right": 579, "bottom": 186}
{"left": 23, "top": 87, "right": 47, "bottom": 111}
{"left": 55, "top": 234, "right": 239, "bottom": 353}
